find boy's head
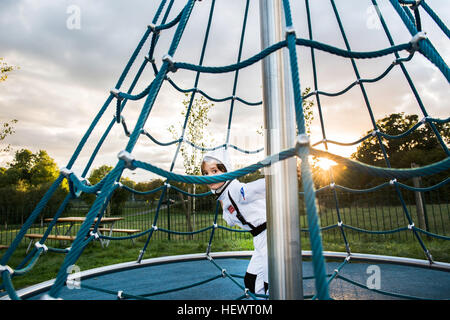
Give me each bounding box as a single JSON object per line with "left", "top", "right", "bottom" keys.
{"left": 201, "top": 149, "right": 233, "bottom": 192}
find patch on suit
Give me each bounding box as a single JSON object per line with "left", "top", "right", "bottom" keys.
{"left": 227, "top": 205, "right": 235, "bottom": 214}
{"left": 240, "top": 186, "right": 245, "bottom": 200}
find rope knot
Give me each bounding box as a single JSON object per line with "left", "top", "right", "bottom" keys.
{"left": 162, "top": 54, "right": 177, "bottom": 73}
{"left": 111, "top": 88, "right": 124, "bottom": 124}
{"left": 144, "top": 55, "right": 155, "bottom": 64}
{"left": 147, "top": 23, "right": 159, "bottom": 35}
{"left": 295, "top": 134, "right": 310, "bottom": 156}
{"left": 60, "top": 167, "right": 73, "bottom": 178}
{"left": 0, "top": 265, "right": 14, "bottom": 275}
{"left": 90, "top": 231, "right": 100, "bottom": 240}
{"left": 409, "top": 0, "right": 422, "bottom": 10}
{"left": 285, "top": 26, "right": 296, "bottom": 39}
{"left": 117, "top": 150, "right": 136, "bottom": 170}
{"left": 35, "top": 242, "right": 48, "bottom": 253}
{"left": 408, "top": 31, "right": 427, "bottom": 53}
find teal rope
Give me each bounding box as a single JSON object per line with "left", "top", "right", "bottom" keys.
{"left": 1, "top": 0, "right": 169, "bottom": 282}
{"left": 3, "top": 0, "right": 449, "bottom": 301}
{"left": 284, "top": 0, "right": 330, "bottom": 300}
{"left": 225, "top": 0, "right": 250, "bottom": 145}
{"left": 310, "top": 148, "right": 450, "bottom": 179}
{"left": 388, "top": 0, "right": 449, "bottom": 81}
{"left": 2, "top": 269, "right": 20, "bottom": 300}
{"left": 132, "top": 148, "right": 296, "bottom": 184}
{"left": 419, "top": 0, "right": 450, "bottom": 38}
{"left": 137, "top": 0, "right": 214, "bottom": 262}
{"left": 137, "top": 274, "right": 223, "bottom": 298}
{"left": 303, "top": 63, "right": 396, "bottom": 99}
{"left": 137, "top": 185, "right": 168, "bottom": 262}
{"left": 372, "top": 0, "right": 449, "bottom": 156}
{"left": 335, "top": 274, "right": 435, "bottom": 300}
{"left": 141, "top": 129, "right": 263, "bottom": 154}
{"left": 167, "top": 78, "right": 262, "bottom": 105}
{"left": 308, "top": 178, "right": 449, "bottom": 195}
{"left": 173, "top": 40, "right": 411, "bottom": 74}
{"left": 208, "top": 256, "right": 258, "bottom": 300}
{"left": 48, "top": 165, "right": 124, "bottom": 298}
{"left": 0, "top": 175, "right": 64, "bottom": 266}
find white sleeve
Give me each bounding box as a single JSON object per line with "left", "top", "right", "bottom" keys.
{"left": 222, "top": 210, "right": 235, "bottom": 227}
{"left": 239, "top": 178, "right": 266, "bottom": 202}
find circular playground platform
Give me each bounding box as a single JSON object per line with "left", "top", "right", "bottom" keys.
{"left": 4, "top": 251, "right": 449, "bottom": 300}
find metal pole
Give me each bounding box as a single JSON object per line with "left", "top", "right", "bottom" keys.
{"left": 259, "top": 0, "right": 303, "bottom": 300}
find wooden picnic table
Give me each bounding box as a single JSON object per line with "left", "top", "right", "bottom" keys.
{"left": 42, "top": 217, "right": 124, "bottom": 248}
{"left": 44, "top": 217, "right": 124, "bottom": 223}
{"left": 25, "top": 217, "right": 140, "bottom": 252}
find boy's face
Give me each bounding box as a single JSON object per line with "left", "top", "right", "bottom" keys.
{"left": 202, "top": 161, "right": 226, "bottom": 191}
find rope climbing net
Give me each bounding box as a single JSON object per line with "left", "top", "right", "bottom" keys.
{"left": 1, "top": 0, "right": 449, "bottom": 300}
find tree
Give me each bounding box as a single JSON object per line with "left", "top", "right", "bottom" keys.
{"left": 0, "top": 119, "right": 18, "bottom": 154}
{"left": 348, "top": 112, "right": 449, "bottom": 190}
{"left": 168, "top": 93, "right": 215, "bottom": 234}
{"left": 0, "top": 149, "right": 68, "bottom": 214}
{"left": 134, "top": 179, "right": 164, "bottom": 204}
{"left": 301, "top": 87, "right": 315, "bottom": 135}
{"left": 351, "top": 113, "right": 449, "bottom": 167}
{"left": 2, "top": 149, "right": 60, "bottom": 187}
{"left": 30, "top": 150, "right": 60, "bottom": 186}
{"left": 168, "top": 93, "right": 214, "bottom": 176}
{"left": 3, "top": 149, "right": 59, "bottom": 187}
{"left": 1, "top": 59, "right": 19, "bottom": 159}
{"left": 87, "top": 165, "right": 113, "bottom": 185}
{"left": 0, "top": 58, "right": 19, "bottom": 82}
{"left": 83, "top": 165, "right": 136, "bottom": 215}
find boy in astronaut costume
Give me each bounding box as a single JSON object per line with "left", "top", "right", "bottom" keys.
{"left": 201, "top": 149, "right": 268, "bottom": 296}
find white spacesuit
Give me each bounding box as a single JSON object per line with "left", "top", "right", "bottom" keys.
{"left": 202, "top": 149, "right": 268, "bottom": 295}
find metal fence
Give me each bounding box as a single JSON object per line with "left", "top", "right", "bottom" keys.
{"left": 0, "top": 186, "right": 448, "bottom": 250}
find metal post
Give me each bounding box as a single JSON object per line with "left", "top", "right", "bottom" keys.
{"left": 259, "top": 0, "right": 303, "bottom": 300}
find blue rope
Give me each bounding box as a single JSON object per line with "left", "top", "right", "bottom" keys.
{"left": 388, "top": 0, "right": 449, "bottom": 81}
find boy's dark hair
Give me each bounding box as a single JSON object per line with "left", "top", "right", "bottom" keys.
{"left": 201, "top": 161, "right": 227, "bottom": 175}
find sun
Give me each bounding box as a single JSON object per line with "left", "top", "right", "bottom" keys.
{"left": 315, "top": 157, "right": 337, "bottom": 171}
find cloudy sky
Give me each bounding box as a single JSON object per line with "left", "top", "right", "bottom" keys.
{"left": 0, "top": 0, "right": 448, "bottom": 182}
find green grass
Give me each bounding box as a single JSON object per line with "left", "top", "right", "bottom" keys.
{"left": 0, "top": 237, "right": 254, "bottom": 293}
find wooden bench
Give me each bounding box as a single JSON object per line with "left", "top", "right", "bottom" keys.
{"left": 25, "top": 234, "right": 76, "bottom": 253}
{"left": 0, "top": 245, "right": 9, "bottom": 250}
